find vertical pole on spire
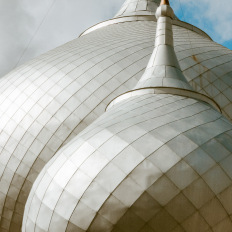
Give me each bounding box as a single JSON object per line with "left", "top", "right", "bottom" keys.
{"left": 133, "top": 0, "right": 193, "bottom": 91}
{"left": 160, "top": 0, "right": 170, "bottom": 5}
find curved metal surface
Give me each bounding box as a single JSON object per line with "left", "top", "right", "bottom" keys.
{"left": 23, "top": 93, "right": 232, "bottom": 231}
{"left": 134, "top": 4, "right": 193, "bottom": 91}
{"left": 79, "top": 16, "right": 212, "bottom": 40}
{"left": 0, "top": 16, "right": 232, "bottom": 232}
{"left": 106, "top": 87, "right": 222, "bottom": 113}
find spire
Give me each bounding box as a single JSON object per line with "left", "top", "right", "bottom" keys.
{"left": 107, "top": 0, "right": 220, "bottom": 112}
{"left": 114, "top": 0, "right": 161, "bottom": 18}
{"left": 133, "top": 2, "right": 193, "bottom": 90}
{"left": 160, "top": 0, "right": 170, "bottom": 5}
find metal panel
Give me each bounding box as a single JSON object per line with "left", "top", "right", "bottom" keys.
{"left": 22, "top": 93, "right": 232, "bottom": 231}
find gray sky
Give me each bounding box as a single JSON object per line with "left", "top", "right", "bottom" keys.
{"left": 0, "top": 0, "right": 124, "bottom": 77}
{"left": 0, "top": 0, "right": 231, "bottom": 78}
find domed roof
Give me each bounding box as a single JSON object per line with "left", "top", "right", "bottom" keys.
{"left": 22, "top": 93, "right": 232, "bottom": 231}
{"left": 0, "top": 0, "right": 232, "bottom": 231}
{"left": 22, "top": 2, "right": 232, "bottom": 231}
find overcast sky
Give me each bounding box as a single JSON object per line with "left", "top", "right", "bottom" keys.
{"left": 0, "top": 0, "right": 231, "bottom": 78}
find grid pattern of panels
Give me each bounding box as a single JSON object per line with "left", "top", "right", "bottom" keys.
{"left": 114, "top": 0, "right": 160, "bottom": 18}
{"left": 134, "top": 14, "right": 193, "bottom": 91}
{"left": 22, "top": 93, "right": 232, "bottom": 232}
{"left": 0, "top": 20, "right": 232, "bottom": 231}
{"left": 0, "top": 21, "right": 156, "bottom": 232}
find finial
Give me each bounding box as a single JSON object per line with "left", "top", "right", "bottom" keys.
{"left": 156, "top": 0, "right": 174, "bottom": 19}
{"left": 160, "top": 0, "right": 170, "bottom": 5}
{"left": 107, "top": 0, "right": 220, "bottom": 112}
{"left": 133, "top": 0, "right": 192, "bottom": 91}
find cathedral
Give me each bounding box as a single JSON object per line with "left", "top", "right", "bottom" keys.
{"left": 0, "top": 0, "right": 232, "bottom": 231}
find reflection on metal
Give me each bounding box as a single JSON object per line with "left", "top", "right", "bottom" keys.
{"left": 114, "top": 0, "right": 162, "bottom": 18}
{"left": 160, "top": 0, "right": 170, "bottom": 5}
{"left": 79, "top": 15, "right": 212, "bottom": 40}
{"left": 23, "top": 93, "right": 232, "bottom": 232}
{"left": 22, "top": 2, "right": 232, "bottom": 232}
{"left": 108, "top": 4, "right": 220, "bottom": 113}
{"left": 106, "top": 87, "right": 222, "bottom": 113}
{"left": 0, "top": 0, "right": 232, "bottom": 231}
{"left": 134, "top": 2, "right": 193, "bottom": 91}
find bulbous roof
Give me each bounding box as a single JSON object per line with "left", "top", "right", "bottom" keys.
{"left": 22, "top": 93, "right": 232, "bottom": 231}
{"left": 0, "top": 0, "right": 232, "bottom": 231}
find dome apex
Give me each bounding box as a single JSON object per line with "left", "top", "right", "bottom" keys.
{"left": 114, "top": 0, "right": 161, "bottom": 18}
{"left": 134, "top": 2, "right": 192, "bottom": 91}
{"left": 156, "top": 4, "right": 174, "bottom": 19}
{"left": 160, "top": 0, "right": 170, "bottom": 5}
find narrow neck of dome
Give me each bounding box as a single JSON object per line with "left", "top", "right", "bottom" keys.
{"left": 160, "top": 0, "right": 170, "bottom": 5}
{"left": 133, "top": 4, "right": 193, "bottom": 91}
{"left": 114, "top": 0, "right": 161, "bottom": 18}
{"left": 106, "top": 3, "right": 220, "bottom": 113}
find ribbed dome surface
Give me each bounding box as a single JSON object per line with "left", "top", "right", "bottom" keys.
{"left": 0, "top": 1, "right": 232, "bottom": 231}
{"left": 22, "top": 93, "right": 232, "bottom": 231}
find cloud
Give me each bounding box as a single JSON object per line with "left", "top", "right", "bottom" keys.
{"left": 171, "top": 0, "right": 232, "bottom": 43}
{"left": 0, "top": 0, "right": 36, "bottom": 76}
{"left": 205, "top": 0, "right": 232, "bottom": 41}
{"left": 0, "top": 0, "right": 231, "bottom": 77}
{"left": 0, "top": 0, "right": 124, "bottom": 77}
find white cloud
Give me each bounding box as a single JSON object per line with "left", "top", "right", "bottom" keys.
{"left": 205, "top": 0, "right": 232, "bottom": 41}
{"left": 171, "top": 0, "right": 232, "bottom": 42}
{"left": 0, "top": 0, "right": 124, "bottom": 77}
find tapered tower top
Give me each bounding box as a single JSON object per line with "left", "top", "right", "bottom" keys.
{"left": 114, "top": 0, "right": 161, "bottom": 18}
{"left": 134, "top": 1, "right": 193, "bottom": 91}
{"left": 114, "top": 0, "right": 177, "bottom": 20}
{"left": 108, "top": 0, "right": 220, "bottom": 112}
{"left": 160, "top": 0, "right": 170, "bottom": 5}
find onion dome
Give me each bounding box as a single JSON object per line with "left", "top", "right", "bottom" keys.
{"left": 23, "top": 96, "right": 232, "bottom": 232}
{"left": 22, "top": 2, "right": 232, "bottom": 232}
{"left": 1, "top": 0, "right": 232, "bottom": 231}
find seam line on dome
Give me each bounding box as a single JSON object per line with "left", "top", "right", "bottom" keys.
{"left": 79, "top": 16, "right": 212, "bottom": 40}
{"left": 106, "top": 87, "right": 222, "bottom": 113}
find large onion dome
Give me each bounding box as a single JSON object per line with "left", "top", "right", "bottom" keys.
{"left": 23, "top": 95, "right": 232, "bottom": 232}
{"left": 22, "top": 2, "right": 232, "bottom": 232}
{"left": 0, "top": 0, "right": 232, "bottom": 231}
